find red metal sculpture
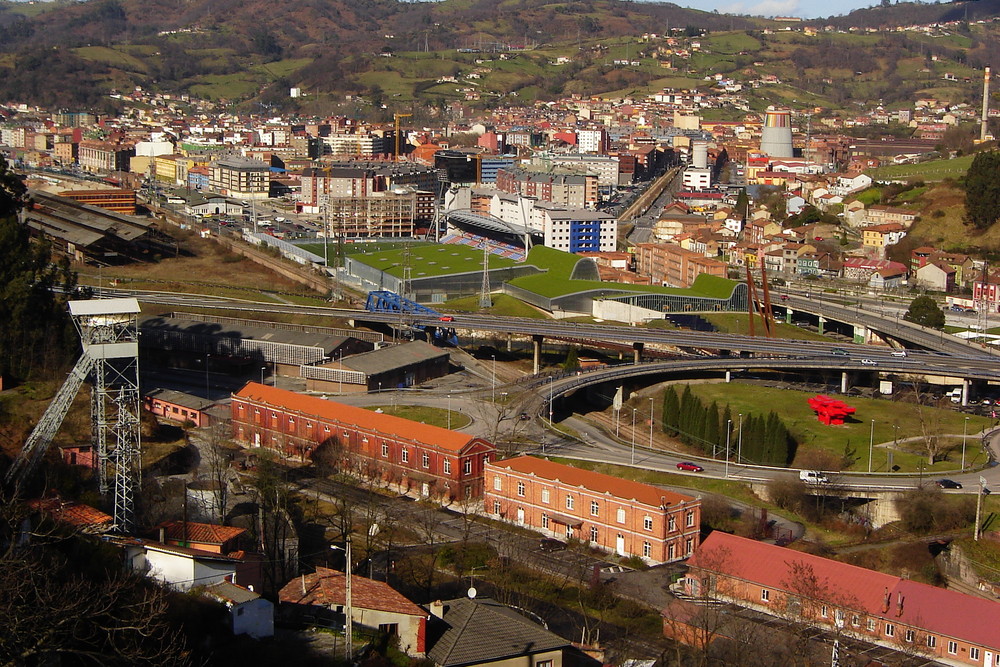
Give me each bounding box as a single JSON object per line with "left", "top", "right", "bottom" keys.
{"left": 808, "top": 394, "right": 856, "bottom": 425}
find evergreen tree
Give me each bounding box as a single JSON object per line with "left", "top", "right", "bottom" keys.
{"left": 965, "top": 150, "right": 1000, "bottom": 229}
{"left": 563, "top": 345, "right": 580, "bottom": 371}
{"left": 0, "top": 157, "right": 77, "bottom": 381}
{"left": 903, "top": 295, "right": 946, "bottom": 329}
{"left": 735, "top": 188, "right": 750, "bottom": 222}
{"left": 679, "top": 385, "right": 695, "bottom": 442}
{"left": 720, "top": 405, "right": 733, "bottom": 455}
{"left": 662, "top": 386, "right": 680, "bottom": 436}
{"left": 704, "top": 401, "right": 720, "bottom": 455}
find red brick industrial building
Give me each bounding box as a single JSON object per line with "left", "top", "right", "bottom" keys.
{"left": 679, "top": 532, "right": 1000, "bottom": 665}
{"left": 484, "top": 456, "right": 701, "bottom": 564}
{"left": 231, "top": 383, "right": 495, "bottom": 501}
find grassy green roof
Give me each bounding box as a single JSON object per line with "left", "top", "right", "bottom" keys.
{"left": 344, "top": 243, "right": 518, "bottom": 278}
{"left": 508, "top": 255, "right": 739, "bottom": 300}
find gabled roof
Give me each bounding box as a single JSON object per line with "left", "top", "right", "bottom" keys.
{"left": 27, "top": 497, "right": 113, "bottom": 530}
{"left": 490, "top": 456, "right": 696, "bottom": 509}
{"left": 278, "top": 567, "right": 424, "bottom": 617}
{"left": 203, "top": 581, "right": 262, "bottom": 606}
{"left": 157, "top": 520, "right": 246, "bottom": 545}
{"left": 234, "top": 383, "right": 490, "bottom": 454}
{"left": 688, "top": 532, "right": 1000, "bottom": 651}
{"left": 426, "top": 598, "right": 569, "bottom": 667}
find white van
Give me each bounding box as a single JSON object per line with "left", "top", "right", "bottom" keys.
{"left": 799, "top": 470, "right": 830, "bottom": 484}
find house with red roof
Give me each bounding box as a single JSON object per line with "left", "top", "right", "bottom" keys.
{"left": 155, "top": 520, "right": 248, "bottom": 554}
{"left": 484, "top": 456, "right": 701, "bottom": 564}
{"left": 231, "top": 383, "right": 495, "bottom": 501}
{"left": 679, "top": 532, "right": 1000, "bottom": 665}
{"left": 278, "top": 567, "right": 427, "bottom": 657}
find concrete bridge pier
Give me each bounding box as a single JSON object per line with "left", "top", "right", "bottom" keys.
{"left": 818, "top": 316, "right": 826, "bottom": 335}
{"left": 633, "top": 342, "right": 644, "bottom": 364}
{"left": 841, "top": 371, "right": 849, "bottom": 394}
{"left": 725, "top": 370, "right": 732, "bottom": 383}
{"left": 532, "top": 335, "right": 543, "bottom": 375}
{"left": 962, "top": 379, "right": 970, "bottom": 407}
{"left": 785, "top": 308, "right": 793, "bottom": 325}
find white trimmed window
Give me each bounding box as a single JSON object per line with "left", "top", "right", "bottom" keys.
{"left": 643, "top": 541, "right": 651, "bottom": 558}
{"left": 643, "top": 516, "right": 653, "bottom": 531}
{"left": 590, "top": 526, "right": 598, "bottom": 542}
{"left": 885, "top": 623, "right": 895, "bottom": 638}
{"left": 381, "top": 444, "right": 389, "bottom": 457}
{"left": 948, "top": 641, "right": 958, "bottom": 655}
{"left": 904, "top": 629, "right": 914, "bottom": 643}
{"left": 542, "top": 514, "right": 549, "bottom": 528}
{"left": 401, "top": 449, "right": 409, "bottom": 463}
{"left": 517, "top": 481, "right": 525, "bottom": 497}
{"left": 867, "top": 619, "right": 876, "bottom": 632}
{"left": 566, "top": 495, "right": 575, "bottom": 510}
{"left": 444, "top": 460, "right": 451, "bottom": 474}
{"left": 463, "top": 459, "right": 472, "bottom": 474}
{"left": 541, "top": 489, "right": 550, "bottom": 504}
{"left": 926, "top": 635, "right": 936, "bottom": 649}
{"left": 492, "top": 500, "right": 501, "bottom": 514}
{"left": 970, "top": 647, "right": 980, "bottom": 660}
{"left": 668, "top": 516, "right": 676, "bottom": 531}
{"left": 591, "top": 501, "right": 600, "bottom": 516}
{"left": 616, "top": 508, "right": 626, "bottom": 523}
{"left": 686, "top": 510, "right": 695, "bottom": 527}
{"left": 422, "top": 453, "right": 430, "bottom": 468}
{"left": 493, "top": 476, "right": 502, "bottom": 491}
{"left": 760, "top": 589, "right": 770, "bottom": 602}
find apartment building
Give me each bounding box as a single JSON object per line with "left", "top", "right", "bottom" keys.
{"left": 634, "top": 243, "right": 728, "bottom": 288}
{"left": 209, "top": 156, "right": 269, "bottom": 200}
{"left": 484, "top": 456, "right": 701, "bottom": 564}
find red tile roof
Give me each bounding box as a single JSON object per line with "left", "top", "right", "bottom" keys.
{"left": 491, "top": 456, "right": 697, "bottom": 508}
{"left": 234, "top": 382, "right": 487, "bottom": 454}
{"left": 157, "top": 520, "right": 246, "bottom": 545}
{"left": 27, "top": 498, "right": 112, "bottom": 529}
{"left": 689, "top": 532, "right": 1000, "bottom": 650}
{"left": 278, "top": 567, "right": 424, "bottom": 617}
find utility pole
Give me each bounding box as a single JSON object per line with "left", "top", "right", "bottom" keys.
{"left": 975, "top": 476, "right": 987, "bottom": 541}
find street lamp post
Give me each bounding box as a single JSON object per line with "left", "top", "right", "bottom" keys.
{"left": 548, "top": 377, "right": 554, "bottom": 424}
{"left": 631, "top": 408, "right": 637, "bottom": 465}
{"left": 868, "top": 419, "right": 875, "bottom": 473}
{"left": 260, "top": 365, "right": 266, "bottom": 385}
{"left": 962, "top": 416, "right": 969, "bottom": 471}
{"left": 338, "top": 350, "right": 343, "bottom": 394}
{"left": 737, "top": 413, "right": 744, "bottom": 465}
{"left": 648, "top": 397, "right": 654, "bottom": 451}
{"left": 204, "top": 354, "right": 210, "bottom": 399}
{"left": 725, "top": 419, "right": 732, "bottom": 478}
{"left": 330, "top": 540, "right": 353, "bottom": 661}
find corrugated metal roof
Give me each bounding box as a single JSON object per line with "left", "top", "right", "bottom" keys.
{"left": 342, "top": 341, "right": 449, "bottom": 376}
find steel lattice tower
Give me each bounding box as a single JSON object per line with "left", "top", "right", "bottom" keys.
{"left": 68, "top": 298, "right": 142, "bottom": 534}
{"left": 479, "top": 243, "right": 492, "bottom": 309}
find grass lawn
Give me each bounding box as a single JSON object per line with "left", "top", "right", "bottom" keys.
{"left": 444, "top": 293, "right": 549, "bottom": 318}
{"left": 363, "top": 404, "right": 470, "bottom": 430}
{"left": 869, "top": 154, "right": 974, "bottom": 182}
{"left": 678, "top": 383, "right": 992, "bottom": 473}
{"left": 701, "top": 313, "right": 832, "bottom": 341}
{"left": 187, "top": 73, "right": 260, "bottom": 100}
{"left": 346, "top": 243, "right": 520, "bottom": 277}
{"left": 73, "top": 46, "right": 149, "bottom": 72}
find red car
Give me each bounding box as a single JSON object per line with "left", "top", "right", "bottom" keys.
{"left": 676, "top": 462, "right": 704, "bottom": 472}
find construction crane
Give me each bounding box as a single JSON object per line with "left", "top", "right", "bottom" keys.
{"left": 394, "top": 113, "right": 412, "bottom": 161}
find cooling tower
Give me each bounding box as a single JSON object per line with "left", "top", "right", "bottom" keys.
{"left": 760, "top": 106, "right": 794, "bottom": 158}
{"left": 692, "top": 140, "right": 709, "bottom": 169}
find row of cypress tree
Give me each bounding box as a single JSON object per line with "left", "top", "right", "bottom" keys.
{"left": 661, "top": 385, "right": 796, "bottom": 466}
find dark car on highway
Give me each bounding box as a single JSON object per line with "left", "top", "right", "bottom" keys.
{"left": 936, "top": 479, "right": 962, "bottom": 489}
